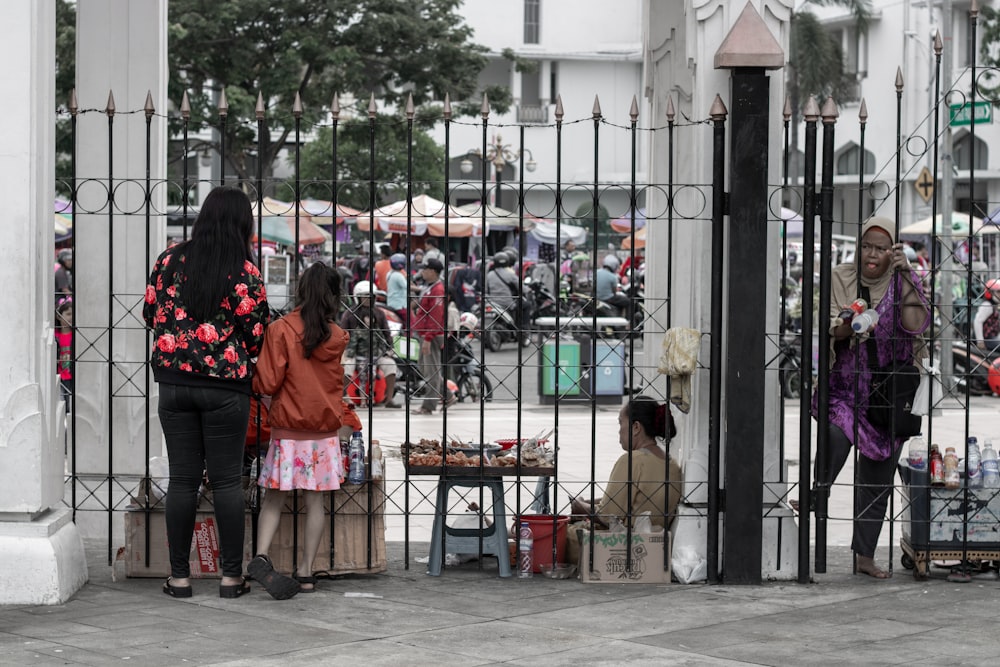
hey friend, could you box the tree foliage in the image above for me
[55,0,76,195]
[296,117,445,211]
[55,0,512,194]
[167,0,508,183]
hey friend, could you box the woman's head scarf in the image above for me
[831,216,896,311]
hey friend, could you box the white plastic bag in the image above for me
[672,545,707,584]
[633,511,653,534]
[911,358,942,417]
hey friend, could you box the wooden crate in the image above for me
[267,481,387,576]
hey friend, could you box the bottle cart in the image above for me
[898,462,1000,579]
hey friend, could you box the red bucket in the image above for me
[517,515,569,573]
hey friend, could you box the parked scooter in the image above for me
[390,314,493,403]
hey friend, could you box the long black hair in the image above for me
[295,262,342,358]
[628,395,676,441]
[168,186,254,322]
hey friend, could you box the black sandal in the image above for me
[293,573,318,592]
[219,577,251,598]
[162,577,193,598]
[247,554,300,600]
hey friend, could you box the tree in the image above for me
[787,1,872,178]
[167,0,512,185]
[55,0,76,196]
[296,118,445,211]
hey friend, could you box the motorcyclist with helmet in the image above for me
[486,251,521,315]
[386,253,409,323]
[596,253,631,314]
[55,248,73,304]
[340,280,400,408]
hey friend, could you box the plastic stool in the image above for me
[427,477,511,577]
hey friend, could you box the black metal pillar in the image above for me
[722,68,770,584]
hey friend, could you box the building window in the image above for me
[524,0,540,44]
[954,132,988,171]
[549,61,558,102]
[836,144,875,175]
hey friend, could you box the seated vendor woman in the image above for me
[571,396,682,529]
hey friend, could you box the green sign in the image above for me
[950,101,993,126]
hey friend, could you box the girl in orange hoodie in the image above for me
[248,262,349,598]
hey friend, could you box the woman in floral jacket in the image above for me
[144,186,270,599]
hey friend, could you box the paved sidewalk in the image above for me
[1,539,998,666]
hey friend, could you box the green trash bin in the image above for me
[540,339,581,397]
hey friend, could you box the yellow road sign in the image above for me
[915,166,934,204]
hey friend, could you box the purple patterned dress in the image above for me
[813,270,929,461]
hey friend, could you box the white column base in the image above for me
[670,503,800,582]
[0,508,88,604]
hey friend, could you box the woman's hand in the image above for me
[889,243,911,273]
[421,339,431,354]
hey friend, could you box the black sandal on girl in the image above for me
[162,577,193,598]
[219,577,252,598]
[293,573,317,592]
[248,554,300,600]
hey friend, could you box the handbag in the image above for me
[860,285,922,437]
[867,363,922,437]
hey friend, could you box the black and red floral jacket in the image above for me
[143,245,270,393]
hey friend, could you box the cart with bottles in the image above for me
[898,461,1000,579]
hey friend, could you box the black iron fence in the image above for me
[56,9,1000,584]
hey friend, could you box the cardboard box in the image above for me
[580,530,671,584]
[267,481,387,576]
[122,509,254,578]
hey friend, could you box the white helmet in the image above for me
[353,280,374,297]
[459,312,479,331]
[602,254,621,271]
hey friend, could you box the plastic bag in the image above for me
[672,545,707,584]
[148,456,170,502]
[911,358,942,417]
[633,511,653,534]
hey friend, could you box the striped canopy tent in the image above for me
[361,194,483,237]
[250,197,331,246]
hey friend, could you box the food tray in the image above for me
[448,444,503,457]
[405,464,554,477]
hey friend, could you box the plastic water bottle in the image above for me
[981,440,1000,488]
[967,437,983,489]
[518,521,533,578]
[851,309,880,333]
[907,435,927,471]
[944,447,961,489]
[348,431,366,484]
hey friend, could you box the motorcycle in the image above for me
[390,320,493,403]
[479,298,531,352]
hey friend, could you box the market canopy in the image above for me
[254,215,331,246]
[360,194,483,237]
[899,211,993,236]
[297,199,360,226]
[610,208,646,234]
[455,202,537,231]
[621,226,646,250]
[776,207,806,237]
[527,219,587,246]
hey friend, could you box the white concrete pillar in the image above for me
[643,0,796,580]
[73,0,168,540]
[0,0,88,604]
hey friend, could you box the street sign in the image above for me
[949,101,993,126]
[915,166,934,204]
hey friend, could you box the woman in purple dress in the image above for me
[813,216,930,578]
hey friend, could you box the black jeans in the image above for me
[158,383,250,578]
[816,423,903,558]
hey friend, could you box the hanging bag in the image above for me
[860,285,922,438]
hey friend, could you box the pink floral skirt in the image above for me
[258,436,343,491]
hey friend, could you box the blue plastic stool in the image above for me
[427,476,511,577]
